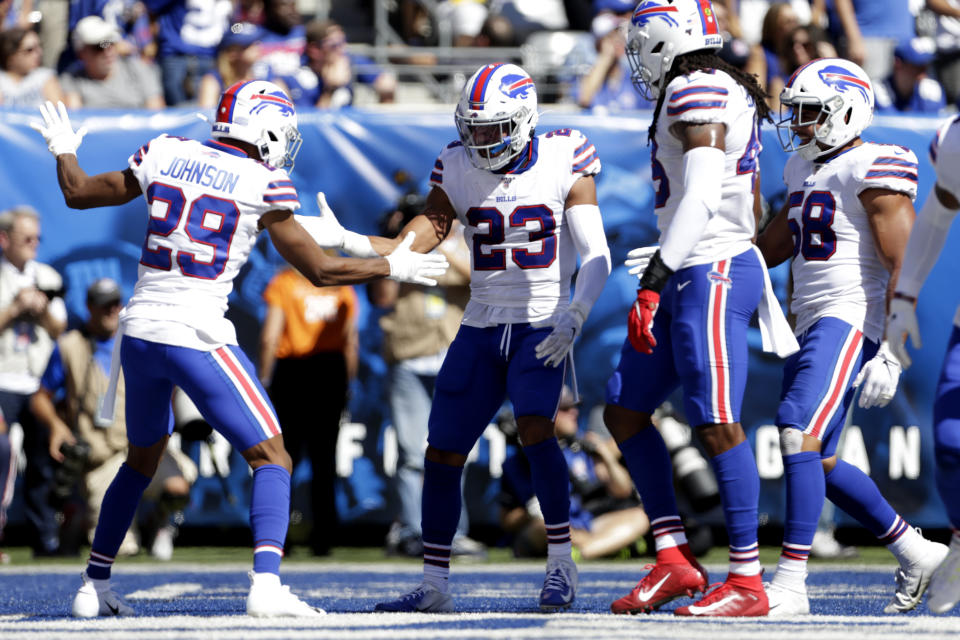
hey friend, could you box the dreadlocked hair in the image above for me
[647,51,771,144]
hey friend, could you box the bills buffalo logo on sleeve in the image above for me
[500,74,534,99]
[817,65,872,102]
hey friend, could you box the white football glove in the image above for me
[385,232,449,286]
[532,302,588,368]
[30,101,87,157]
[885,297,921,369]
[852,341,902,409]
[299,192,347,249]
[625,245,659,278]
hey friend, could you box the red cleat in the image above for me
[674,575,769,617]
[610,560,709,614]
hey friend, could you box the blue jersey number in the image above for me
[788,189,837,261]
[650,140,670,209]
[466,204,556,271]
[737,120,761,175]
[141,182,241,279]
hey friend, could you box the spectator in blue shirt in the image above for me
[272,19,395,108]
[144,0,231,105]
[875,37,947,115]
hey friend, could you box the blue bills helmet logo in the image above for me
[633,1,680,28]
[250,90,295,117]
[817,65,871,102]
[500,74,534,99]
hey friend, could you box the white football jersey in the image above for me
[429,129,601,326]
[653,69,760,268]
[785,142,919,341]
[124,134,300,348]
[927,114,960,326]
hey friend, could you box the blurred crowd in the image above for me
[2,0,960,114]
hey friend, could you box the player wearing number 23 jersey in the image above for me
[367,63,611,613]
[758,58,946,616]
[31,81,447,619]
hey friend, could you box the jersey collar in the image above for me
[203,139,249,158]
[495,137,539,175]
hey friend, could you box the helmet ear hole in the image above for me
[268,131,278,142]
[844,107,852,124]
[651,41,664,54]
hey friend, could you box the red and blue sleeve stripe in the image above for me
[572,139,598,173]
[430,158,443,184]
[132,141,151,166]
[668,85,728,101]
[666,100,727,115]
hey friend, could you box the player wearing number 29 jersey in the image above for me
[124,134,299,348]
[757,58,946,616]
[30,81,447,619]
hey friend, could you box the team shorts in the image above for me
[606,248,763,426]
[428,323,565,456]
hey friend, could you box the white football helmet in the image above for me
[212,80,302,170]
[455,63,539,171]
[777,58,875,161]
[626,0,724,100]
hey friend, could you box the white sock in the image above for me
[772,558,807,592]
[887,526,923,565]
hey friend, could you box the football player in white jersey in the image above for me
[605,0,795,617]
[29,83,448,618]
[307,62,611,612]
[757,58,948,615]
[886,115,960,614]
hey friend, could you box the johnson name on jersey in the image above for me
[653,69,761,268]
[429,128,600,326]
[784,142,919,341]
[124,134,301,348]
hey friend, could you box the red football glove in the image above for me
[628,288,660,354]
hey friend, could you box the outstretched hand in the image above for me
[885,297,921,369]
[625,245,659,278]
[385,232,449,286]
[30,101,87,157]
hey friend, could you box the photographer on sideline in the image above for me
[30,278,196,559]
[0,205,67,557]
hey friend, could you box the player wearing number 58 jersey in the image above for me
[30,81,447,619]
[757,58,946,616]
[605,0,796,618]
[301,63,611,612]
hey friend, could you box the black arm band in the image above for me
[638,250,675,294]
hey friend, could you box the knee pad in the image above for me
[779,427,804,457]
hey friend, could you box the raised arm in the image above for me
[31,101,142,208]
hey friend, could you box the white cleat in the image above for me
[72,571,135,618]
[539,556,578,612]
[765,582,810,616]
[374,582,455,613]
[245,571,326,618]
[884,537,950,613]
[928,533,960,614]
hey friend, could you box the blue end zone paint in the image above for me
[1,564,958,639]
